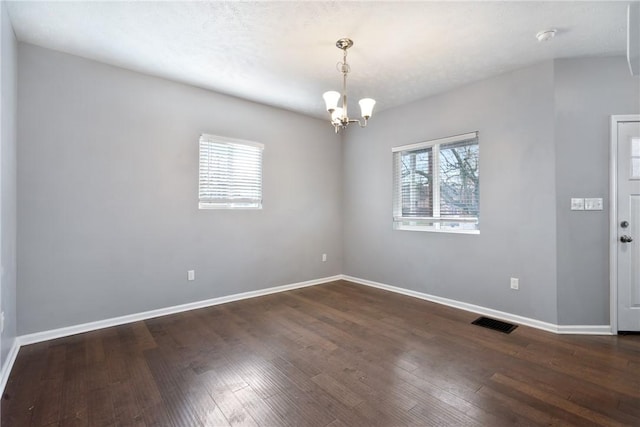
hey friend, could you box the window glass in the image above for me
[198,134,263,209]
[393,133,479,233]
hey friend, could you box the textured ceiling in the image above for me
[6,1,631,119]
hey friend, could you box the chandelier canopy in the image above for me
[322,38,376,133]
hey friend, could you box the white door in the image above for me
[617,120,640,331]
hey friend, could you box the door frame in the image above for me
[609,114,640,333]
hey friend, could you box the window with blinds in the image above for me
[392,132,479,233]
[198,134,263,209]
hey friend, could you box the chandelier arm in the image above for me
[347,118,369,128]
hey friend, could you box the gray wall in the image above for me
[17,43,342,334]
[15,42,639,335]
[1,2,18,367]
[343,62,559,324]
[554,57,640,325]
[343,56,640,326]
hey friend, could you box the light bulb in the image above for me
[323,91,340,112]
[359,98,376,119]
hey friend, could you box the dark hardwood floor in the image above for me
[2,280,640,426]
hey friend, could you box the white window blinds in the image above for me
[392,132,479,232]
[198,134,264,209]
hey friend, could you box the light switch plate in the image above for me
[584,198,603,211]
[571,198,585,210]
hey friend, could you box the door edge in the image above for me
[610,114,640,334]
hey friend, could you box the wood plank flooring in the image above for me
[2,280,640,426]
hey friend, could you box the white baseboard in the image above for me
[556,325,613,335]
[2,273,615,397]
[0,338,20,397]
[15,275,615,347]
[341,275,613,335]
[19,275,342,346]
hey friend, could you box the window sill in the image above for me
[394,225,480,234]
[199,203,262,210]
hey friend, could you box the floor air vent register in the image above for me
[472,316,518,334]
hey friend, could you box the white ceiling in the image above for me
[6,1,631,119]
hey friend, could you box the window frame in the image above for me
[198,134,264,210]
[392,132,479,234]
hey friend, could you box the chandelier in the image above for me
[322,38,376,133]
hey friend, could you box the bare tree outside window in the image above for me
[400,148,433,217]
[439,141,479,217]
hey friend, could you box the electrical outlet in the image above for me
[187,270,195,281]
[510,278,519,290]
[322,253,327,262]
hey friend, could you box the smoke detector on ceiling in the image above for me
[536,29,557,42]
